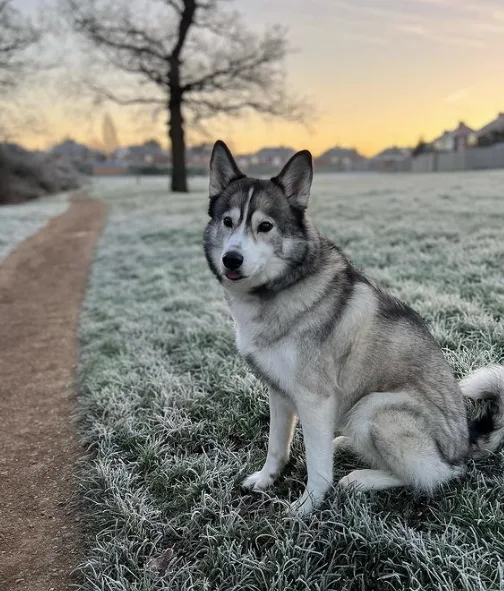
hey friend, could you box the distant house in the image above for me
[113,140,170,167]
[470,112,504,146]
[369,147,412,172]
[372,146,411,161]
[50,139,106,164]
[186,144,213,168]
[150,153,171,166]
[452,122,473,151]
[236,154,253,171]
[255,146,295,168]
[92,161,127,176]
[315,146,365,171]
[432,130,453,152]
[432,122,474,152]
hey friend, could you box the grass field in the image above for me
[0,193,68,262]
[77,172,504,590]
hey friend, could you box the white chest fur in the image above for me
[229,298,299,395]
[250,341,298,395]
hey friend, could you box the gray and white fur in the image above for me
[203,140,504,516]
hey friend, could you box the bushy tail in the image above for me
[460,365,504,458]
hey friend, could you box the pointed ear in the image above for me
[209,140,245,196]
[271,150,313,209]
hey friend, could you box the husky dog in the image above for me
[203,140,504,515]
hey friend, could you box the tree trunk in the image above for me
[168,90,188,193]
[167,0,196,194]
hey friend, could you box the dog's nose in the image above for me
[222,251,243,270]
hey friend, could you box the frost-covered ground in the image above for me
[0,193,69,262]
[78,172,504,591]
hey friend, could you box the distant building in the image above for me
[150,153,171,166]
[50,139,106,163]
[255,146,295,168]
[368,147,412,172]
[92,161,127,176]
[432,130,453,152]
[432,122,474,152]
[236,154,253,171]
[102,113,120,153]
[470,112,504,146]
[452,122,473,151]
[112,140,170,167]
[315,146,365,171]
[186,144,213,168]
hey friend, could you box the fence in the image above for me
[412,143,504,173]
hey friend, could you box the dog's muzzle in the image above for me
[222,251,243,271]
[222,250,244,280]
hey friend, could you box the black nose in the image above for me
[222,251,243,270]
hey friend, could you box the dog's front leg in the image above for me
[290,394,336,516]
[243,388,297,491]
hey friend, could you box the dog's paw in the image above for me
[338,471,365,490]
[338,469,403,491]
[288,486,329,517]
[242,470,275,491]
[289,492,315,517]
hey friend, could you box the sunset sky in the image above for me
[13,0,504,156]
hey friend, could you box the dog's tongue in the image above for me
[226,271,241,280]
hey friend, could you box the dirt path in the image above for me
[0,195,108,591]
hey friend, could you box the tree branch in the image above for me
[84,75,166,107]
[0,0,41,92]
[170,0,196,62]
[63,0,312,151]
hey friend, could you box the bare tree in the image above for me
[62,0,309,192]
[0,1,44,141]
[0,0,40,93]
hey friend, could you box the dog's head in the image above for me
[204,140,314,292]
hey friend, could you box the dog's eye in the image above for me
[223,216,233,228]
[257,221,273,233]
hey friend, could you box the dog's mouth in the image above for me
[224,270,245,281]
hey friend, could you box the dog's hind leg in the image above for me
[243,388,297,491]
[341,391,465,494]
[333,435,353,452]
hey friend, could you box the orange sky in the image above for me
[14,0,504,157]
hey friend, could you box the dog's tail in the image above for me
[460,365,504,458]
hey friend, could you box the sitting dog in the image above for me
[203,140,504,515]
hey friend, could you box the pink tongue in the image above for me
[226,271,241,279]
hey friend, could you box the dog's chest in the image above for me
[230,301,299,394]
[248,341,298,394]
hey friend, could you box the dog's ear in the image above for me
[272,150,313,209]
[209,140,244,196]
